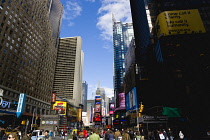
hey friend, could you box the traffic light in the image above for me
[139,104,144,113]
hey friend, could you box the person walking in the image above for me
[135,132,141,140]
[122,130,130,140]
[140,129,145,140]
[22,130,32,140]
[128,129,134,140]
[105,129,110,140]
[73,131,78,140]
[89,130,100,140]
[179,131,184,140]
[167,128,174,140]
[114,130,121,140]
[43,130,52,140]
[108,131,115,140]
[7,133,19,140]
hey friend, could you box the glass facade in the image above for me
[113,21,134,93]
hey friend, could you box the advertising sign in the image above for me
[95,104,100,112]
[156,9,206,37]
[16,93,26,118]
[53,101,67,115]
[109,103,115,114]
[126,87,138,111]
[118,93,125,107]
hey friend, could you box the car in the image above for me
[31,130,44,140]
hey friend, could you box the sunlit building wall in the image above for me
[53,37,83,107]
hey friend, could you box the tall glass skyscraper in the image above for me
[113,21,134,94]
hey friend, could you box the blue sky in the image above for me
[59,0,132,99]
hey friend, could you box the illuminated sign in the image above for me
[156,9,206,37]
[109,103,115,114]
[95,104,100,112]
[16,93,26,118]
[118,93,125,107]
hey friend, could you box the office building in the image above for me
[0,0,63,126]
[113,20,134,94]
[53,37,84,107]
[82,81,88,112]
[130,0,210,137]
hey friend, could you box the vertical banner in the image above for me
[16,93,26,118]
[51,92,56,103]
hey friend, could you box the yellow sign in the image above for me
[156,9,206,37]
[53,101,67,115]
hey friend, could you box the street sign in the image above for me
[16,93,26,118]
[138,115,168,123]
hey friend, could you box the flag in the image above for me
[162,107,181,117]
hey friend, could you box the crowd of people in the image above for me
[0,126,186,140]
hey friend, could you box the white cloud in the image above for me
[97,0,132,41]
[63,1,82,26]
[104,87,114,98]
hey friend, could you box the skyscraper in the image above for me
[0,0,63,123]
[113,20,134,94]
[53,37,84,107]
[130,0,210,137]
[82,81,88,112]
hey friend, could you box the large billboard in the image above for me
[53,101,67,115]
[156,9,206,37]
[126,87,138,111]
[118,93,125,108]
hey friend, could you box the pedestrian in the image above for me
[129,129,134,140]
[7,132,19,140]
[43,130,52,140]
[22,130,32,140]
[114,130,121,140]
[167,128,174,140]
[73,131,78,140]
[135,132,141,140]
[162,129,168,140]
[179,131,184,140]
[140,129,145,140]
[108,131,115,140]
[89,129,100,140]
[105,129,110,140]
[122,130,130,140]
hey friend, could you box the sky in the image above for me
[59,0,132,99]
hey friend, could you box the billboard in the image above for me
[126,87,138,111]
[118,93,125,107]
[53,101,67,115]
[93,112,101,122]
[109,103,115,114]
[156,9,206,37]
[95,104,100,112]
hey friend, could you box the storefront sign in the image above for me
[16,93,26,118]
[0,97,11,108]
